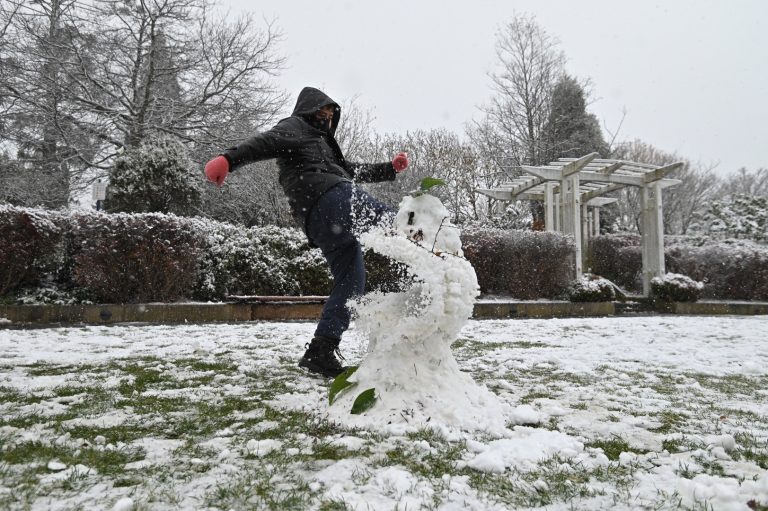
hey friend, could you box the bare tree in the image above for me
[611,139,719,234]
[200,159,294,227]
[0,0,92,207]
[481,14,565,168]
[335,95,376,161]
[356,128,482,224]
[665,161,719,234]
[718,167,768,198]
[464,117,517,224]
[0,0,287,206]
[64,0,286,161]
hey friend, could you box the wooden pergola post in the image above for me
[560,174,582,278]
[593,208,601,237]
[641,181,665,295]
[580,201,590,271]
[544,182,556,232]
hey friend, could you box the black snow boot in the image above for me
[298,335,347,378]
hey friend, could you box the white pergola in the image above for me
[478,153,683,295]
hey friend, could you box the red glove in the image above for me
[204,155,229,186]
[392,152,408,173]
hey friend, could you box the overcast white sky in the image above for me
[220,0,766,175]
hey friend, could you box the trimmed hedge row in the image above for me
[0,207,64,296]
[588,234,768,300]
[9,206,765,303]
[1,205,579,303]
[1,205,332,303]
[462,228,575,299]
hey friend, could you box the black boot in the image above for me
[298,335,347,378]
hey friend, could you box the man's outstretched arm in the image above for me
[346,152,408,183]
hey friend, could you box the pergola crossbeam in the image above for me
[643,162,684,184]
[561,152,600,176]
[507,176,544,196]
[600,162,625,175]
[586,197,618,207]
[581,183,623,202]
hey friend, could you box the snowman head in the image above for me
[394,194,462,256]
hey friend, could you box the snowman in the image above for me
[327,182,509,435]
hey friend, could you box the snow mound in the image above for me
[327,193,509,435]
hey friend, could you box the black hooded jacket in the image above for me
[222,87,396,222]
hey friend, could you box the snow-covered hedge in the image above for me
[107,138,202,216]
[589,234,768,300]
[462,228,575,298]
[569,275,616,302]
[666,240,768,300]
[185,218,331,300]
[0,205,331,303]
[0,205,66,297]
[588,234,642,291]
[650,273,703,303]
[12,204,762,303]
[71,212,201,303]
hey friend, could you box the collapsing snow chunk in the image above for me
[676,473,768,511]
[244,438,282,457]
[466,428,584,473]
[509,404,542,426]
[112,498,135,511]
[328,193,509,434]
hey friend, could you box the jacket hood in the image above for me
[291,87,341,136]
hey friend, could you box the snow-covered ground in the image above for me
[1,316,767,510]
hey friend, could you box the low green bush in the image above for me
[569,276,616,302]
[70,212,201,303]
[462,228,575,298]
[0,205,64,297]
[650,273,703,303]
[588,234,768,300]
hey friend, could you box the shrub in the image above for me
[666,241,768,301]
[588,234,768,300]
[650,273,704,303]
[107,138,201,216]
[71,212,201,303]
[0,205,63,297]
[188,218,331,300]
[364,251,412,294]
[587,234,642,292]
[461,228,575,298]
[0,206,332,303]
[569,275,616,302]
[698,194,768,242]
[258,225,332,296]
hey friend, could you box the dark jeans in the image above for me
[306,182,394,341]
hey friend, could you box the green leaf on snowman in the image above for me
[420,177,445,191]
[410,177,446,197]
[350,388,377,414]
[329,366,358,405]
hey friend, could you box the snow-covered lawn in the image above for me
[1,316,767,510]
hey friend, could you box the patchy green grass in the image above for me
[378,439,466,480]
[650,409,689,434]
[585,436,649,461]
[2,319,768,510]
[520,390,555,404]
[735,432,768,469]
[0,439,144,476]
[688,373,768,398]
